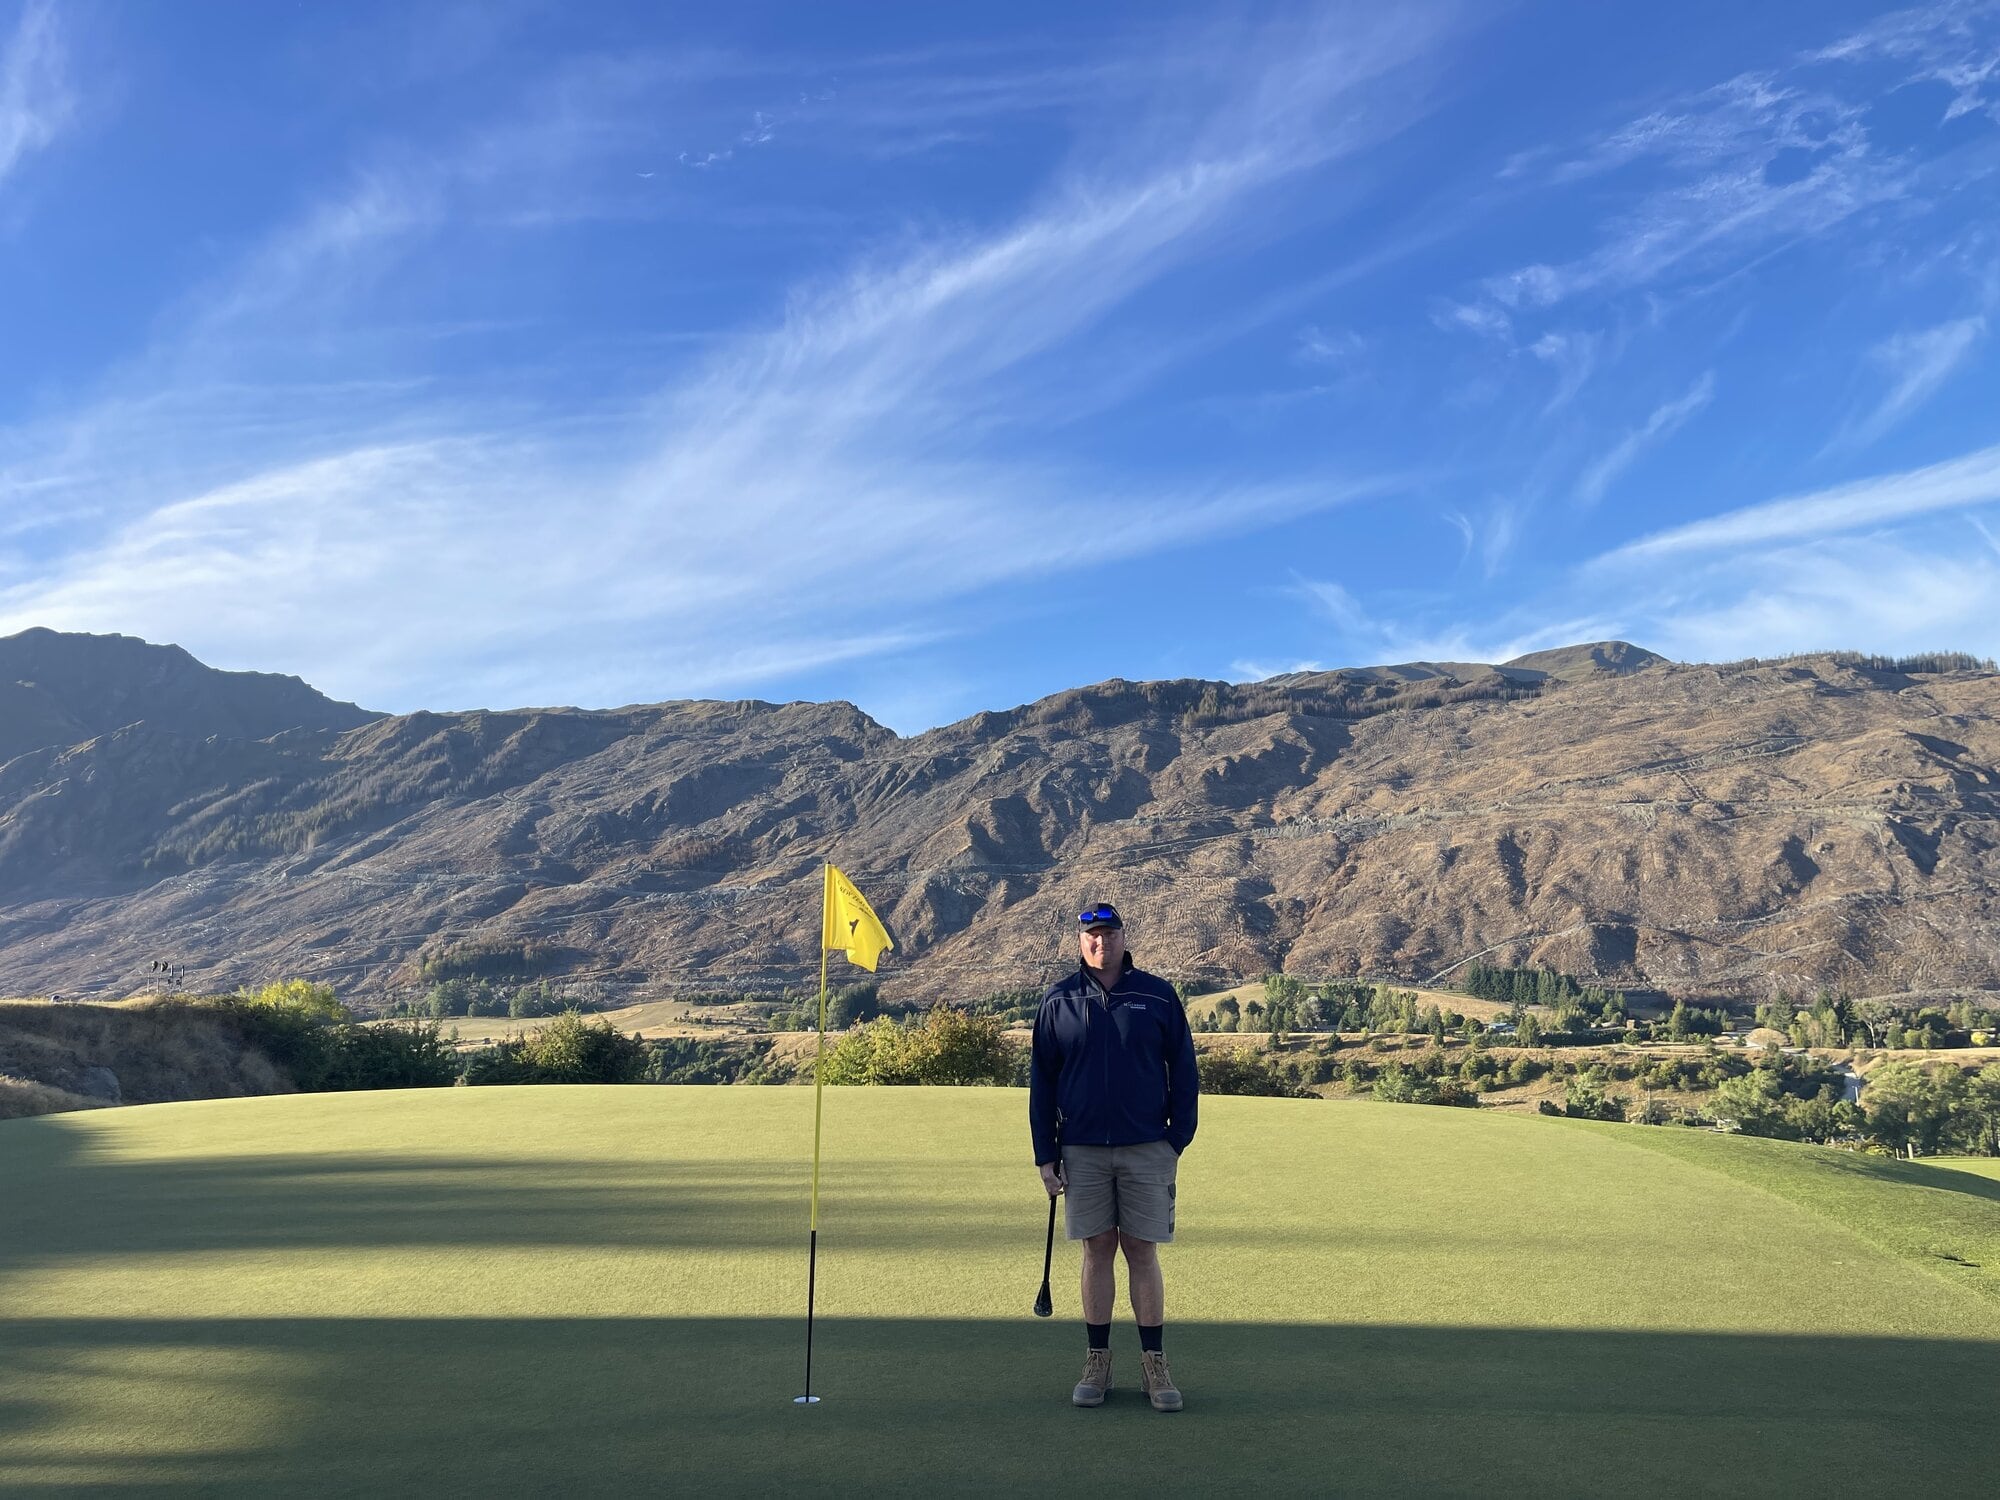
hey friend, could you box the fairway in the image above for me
[3,1090,1998,1496]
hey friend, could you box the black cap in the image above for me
[1077,903,1123,930]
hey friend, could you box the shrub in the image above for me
[522,1013,650,1084]
[1635,1097,1680,1126]
[321,1019,457,1090]
[820,1007,1021,1086]
[645,1038,792,1085]
[195,984,349,1088]
[1198,1049,1313,1099]
[195,983,459,1092]
[460,1012,650,1086]
[1372,1061,1478,1108]
[241,979,348,1024]
[1561,1078,1626,1122]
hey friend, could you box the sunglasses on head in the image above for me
[1078,907,1119,926]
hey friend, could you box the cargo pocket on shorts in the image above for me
[1132,1140,1178,1239]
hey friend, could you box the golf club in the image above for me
[1033,1191,1056,1317]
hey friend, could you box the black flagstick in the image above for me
[798,1228,820,1405]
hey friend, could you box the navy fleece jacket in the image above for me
[1028,956,1199,1166]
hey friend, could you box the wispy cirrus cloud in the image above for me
[1627,532,2000,665]
[1842,314,1987,447]
[0,10,1453,713]
[1530,330,1600,413]
[1294,324,1365,369]
[1574,372,1715,507]
[0,0,71,186]
[1467,73,1898,321]
[1440,6,2000,360]
[1815,0,2000,123]
[1594,435,2000,565]
[1276,567,1618,672]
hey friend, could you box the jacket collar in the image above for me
[1079,952,1136,995]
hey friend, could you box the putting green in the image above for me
[1929,1156,2000,1183]
[2,1088,1997,1495]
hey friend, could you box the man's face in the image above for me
[1080,923,1126,975]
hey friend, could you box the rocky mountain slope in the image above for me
[3,629,1997,1007]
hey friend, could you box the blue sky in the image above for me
[2,1,1999,732]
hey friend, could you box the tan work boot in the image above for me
[1072,1348,1112,1407]
[1140,1350,1182,1412]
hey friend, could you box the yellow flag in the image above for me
[822,863,893,972]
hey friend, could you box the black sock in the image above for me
[1139,1323,1163,1354]
[1086,1322,1111,1351]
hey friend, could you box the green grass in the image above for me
[1927,1156,2000,1183]
[3,1090,1998,1496]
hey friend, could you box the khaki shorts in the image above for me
[1061,1139,1178,1244]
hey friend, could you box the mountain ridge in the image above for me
[2,630,1997,1007]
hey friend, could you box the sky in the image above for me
[1,1,1999,733]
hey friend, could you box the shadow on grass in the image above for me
[0,1135,1536,1263]
[1,1316,1994,1496]
[0,1125,1026,1259]
[1834,1152,2000,1208]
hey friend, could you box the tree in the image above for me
[825,983,882,1030]
[1711,1070,1789,1138]
[1955,1064,2000,1156]
[1863,1062,1960,1158]
[908,1006,1019,1085]
[1263,974,1303,1008]
[1372,1062,1421,1103]
[242,978,348,1024]
[820,1008,1020,1086]
[820,1017,918,1085]
[1853,999,1894,1049]
[521,1012,650,1084]
[1562,1077,1625,1122]
[1784,1087,1862,1146]
[1667,999,1691,1042]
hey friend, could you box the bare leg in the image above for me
[1120,1232,1163,1325]
[1081,1230,1119,1323]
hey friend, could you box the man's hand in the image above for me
[1038,1161,1065,1198]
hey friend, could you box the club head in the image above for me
[1033,1287,1053,1318]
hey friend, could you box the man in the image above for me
[1029,903,1199,1412]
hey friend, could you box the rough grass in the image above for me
[0,999,291,1115]
[0,1074,111,1121]
[2,1090,1997,1495]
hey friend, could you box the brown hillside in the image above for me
[0,999,293,1119]
[2,634,1998,1008]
